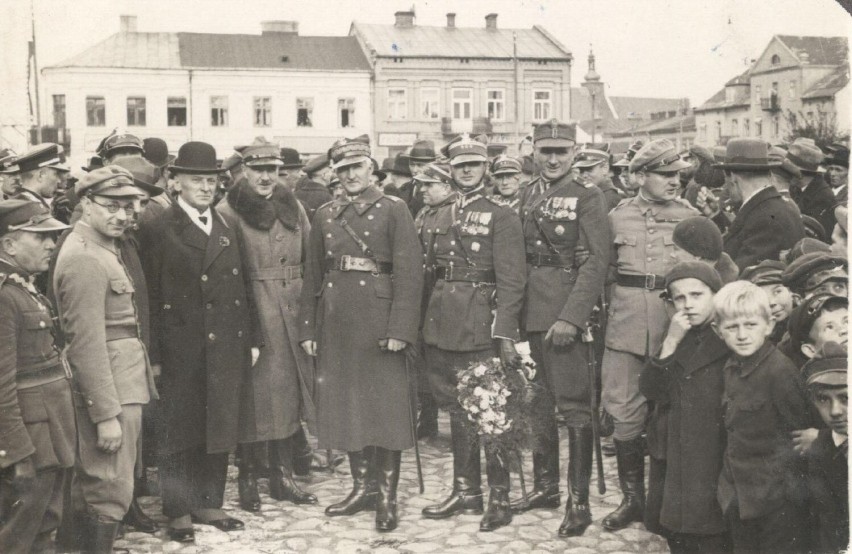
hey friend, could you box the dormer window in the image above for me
[771,54,781,65]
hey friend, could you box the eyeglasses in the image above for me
[88,196,136,216]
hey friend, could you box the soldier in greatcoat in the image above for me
[0,200,75,553]
[299,138,423,532]
[217,138,317,512]
[137,142,256,543]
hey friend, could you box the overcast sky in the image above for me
[7,0,852,106]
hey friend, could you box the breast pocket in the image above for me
[614,233,637,263]
[22,311,53,338]
[108,278,136,318]
[663,236,678,263]
[18,389,61,470]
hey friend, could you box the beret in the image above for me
[672,216,723,261]
[665,261,723,292]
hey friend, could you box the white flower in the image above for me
[482,423,494,434]
[469,405,480,414]
[500,388,511,398]
[473,364,487,377]
[474,386,485,397]
[479,400,490,411]
[496,396,507,406]
[493,427,504,435]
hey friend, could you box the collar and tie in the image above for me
[198,215,208,225]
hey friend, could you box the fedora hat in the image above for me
[170,142,225,174]
[408,140,437,162]
[714,138,780,171]
[389,154,412,178]
[786,138,826,174]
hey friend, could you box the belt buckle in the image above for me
[445,266,455,280]
[340,255,352,271]
[644,274,657,290]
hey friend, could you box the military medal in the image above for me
[568,212,577,221]
[554,225,565,235]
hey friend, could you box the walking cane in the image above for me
[404,347,425,494]
[582,326,606,495]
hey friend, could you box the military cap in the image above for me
[689,144,714,164]
[239,137,283,168]
[328,177,341,190]
[491,155,522,176]
[740,259,787,286]
[487,144,508,159]
[413,162,453,185]
[221,152,243,172]
[533,119,576,148]
[388,154,412,177]
[110,157,164,197]
[788,294,848,352]
[304,154,329,176]
[329,137,371,170]
[83,155,104,172]
[803,341,848,387]
[97,130,144,159]
[629,139,691,173]
[409,140,437,162]
[572,148,609,170]
[612,140,644,168]
[0,199,69,236]
[665,261,723,292]
[75,166,141,198]
[824,146,849,169]
[446,133,488,166]
[787,137,826,174]
[0,148,17,173]
[280,147,303,169]
[142,137,175,168]
[782,252,848,295]
[6,143,70,174]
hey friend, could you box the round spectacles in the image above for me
[88,196,136,216]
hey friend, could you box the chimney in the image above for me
[446,13,456,28]
[485,13,498,30]
[260,21,299,35]
[120,15,138,33]
[394,11,415,27]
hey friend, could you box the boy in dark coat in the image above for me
[740,260,798,344]
[640,262,730,552]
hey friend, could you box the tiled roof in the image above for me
[694,87,750,112]
[609,114,696,137]
[776,35,848,66]
[350,22,570,59]
[725,71,750,86]
[49,31,370,71]
[608,95,688,120]
[802,65,850,99]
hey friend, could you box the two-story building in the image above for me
[40,16,373,165]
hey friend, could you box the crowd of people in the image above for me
[0,120,847,553]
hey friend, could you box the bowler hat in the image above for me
[280,147,303,169]
[714,138,780,171]
[142,137,175,168]
[786,138,826,174]
[0,199,69,235]
[409,140,437,162]
[170,142,225,175]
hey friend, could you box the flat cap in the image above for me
[413,162,453,185]
[665,261,723,292]
[0,200,69,235]
[303,154,329,176]
[788,294,848,352]
[446,133,488,166]
[533,119,576,148]
[75,166,141,198]
[803,341,848,387]
[824,146,850,169]
[329,137,371,170]
[629,139,691,173]
[740,259,787,286]
[782,252,848,295]
[97,131,144,159]
[6,143,70,174]
[491,155,522,176]
[689,144,714,163]
[785,237,832,264]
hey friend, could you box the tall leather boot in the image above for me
[510,417,560,512]
[602,436,646,531]
[422,412,484,518]
[55,509,86,553]
[479,450,512,532]
[325,449,377,516]
[291,425,313,476]
[416,393,439,440]
[374,447,401,532]
[269,437,317,504]
[121,473,158,532]
[81,513,120,554]
[235,443,262,512]
[559,425,593,537]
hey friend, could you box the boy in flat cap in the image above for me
[0,200,75,553]
[784,294,848,370]
[782,252,847,300]
[802,342,848,553]
[740,259,798,344]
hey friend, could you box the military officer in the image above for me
[418,134,526,533]
[96,131,146,166]
[0,200,75,553]
[511,120,610,538]
[0,149,20,199]
[600,139,697,531]
[574,146,624,212]
[53,166,156,553]
[7,144,71,216]
[489,155,523,213]
[299,138,423,532]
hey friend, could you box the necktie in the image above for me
[198,216,208,225]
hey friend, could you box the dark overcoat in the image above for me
[806,429,849,553]
[299,185,423,451]
[138,203,254,456]
[791,174,837,235]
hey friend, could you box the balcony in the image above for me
[760,95,780,112]
[441,117,493,136]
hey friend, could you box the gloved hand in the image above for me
[545,320,580,347]
[498,338,520,367]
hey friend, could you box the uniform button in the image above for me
[359,280,366,286]
[86,400,93,407]
[237,331,243,337]
[201,275,208,282]
[0,450,6,457]
[327,219,332,223]
[327,250,333,256]
[536,240,542,246]
[647,256,653,261]
[235,300,241,306]
[426,229,432,233]
[233,268,239,275]
[449,261,455,266]
[368,215,374,220]
[435,228,441,232]
[39,321,46,328]
[208,333,216,341]
[450,240,456,245]
[449,251,455,256]
[327,233,333,238]
[206,303,212,310]
[364,231,370,236]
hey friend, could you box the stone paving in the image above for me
[117,419,669,553]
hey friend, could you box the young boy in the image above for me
[639,262,730,553]
[713,281,815,554]
[740,260,798,344]
[782,252,848,299]
[802,342,848,553]
[785,294,848,369]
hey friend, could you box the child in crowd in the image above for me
[640,262,730,553]
[713,281,815,554]
[784,294,848,369]
[782,252,848,300]
[671,216,739,283]
[740,260,798,344]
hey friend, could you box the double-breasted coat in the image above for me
[138,203,255,456]
[218,182,315,442]
[299,185,423,452]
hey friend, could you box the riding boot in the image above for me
[510,416,560,512]
[602,436,646,531]
[479,449,512,532]
[81,513,120,554]
[416,392,439,440]
[291,425,313,476]
[374,447,401,532]
[559,425,593,537]
[121,483,159,533]
[325,449,377,516]
[235,443,262,512]
[269,437,318,504]
[55,508,86,553]
[422,411,484,518]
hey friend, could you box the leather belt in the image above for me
[435,266,496,284]
[327,255,393,274]
[105,324,139,342]
[249,265,303,282]
[526,252,575,268]
[617,273,667,290]
[16,364,67,390]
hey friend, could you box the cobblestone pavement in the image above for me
[117,418,669,553]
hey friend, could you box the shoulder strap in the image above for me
[337,218,374,258]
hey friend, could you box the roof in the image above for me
[802,65,851,99]
[694,86,750,112]
[571,87,687,121]
[776,35,849,66]
[725,71,750,86]
[609,114,696,138]
[350,22,570,60]
[48,31,371,72]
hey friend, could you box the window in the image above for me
[754,84,761,103]
[715,121,722,141]
[52,94,66,128]
[420,87,440,120]
[167,97,187,126]
[772,116,780,138]
[126,96,146,126]
[743,118,750,136]
[210,96,228,127]
[254,97,271,127]
[789,80,796,99]
[755,118,762,137]
[771,54,781,65]
[533,90,552,121]
[388,88,407,120]
[699,123,707,142]
[452,88,473,120]
[296,98,313,127]
[338,98,355,128]
[486,89,505,121]
[731,119,738,137]
[86,96,105,127]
